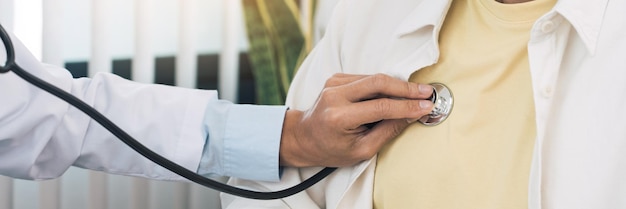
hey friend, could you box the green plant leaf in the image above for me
[242,0,285,105]
[242,0,315,105]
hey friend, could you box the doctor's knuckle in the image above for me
[407,100,422,112]
[374,99,393,116]
[353,146,376,160]
[324,79,337,88]
[406,82,418,96]
[368,74,391,89]
[325,76,341,87]
[320,87,340,100]
[323,108,344,124]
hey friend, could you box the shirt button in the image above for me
[541,21,555,33]
[542,86,554,98]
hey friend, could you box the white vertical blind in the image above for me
[219,0,241,102]
[148,181,190,209]
[107,175,131,209]
[89,172,107,209]
[0,0,14,30]
[0,177,12,209]
[132,0,155,83]
[40,2,64,208]
[174,183,190,209]
[176,0,198,88]
[38,180,60,209]
[189,178,226,209]
[0,0,14,208]
[42,0,64,66]
[89,0,112,76]
[14,180,38,209]
[13,0,42,60]
[89,0,112,207]
[61,169,89,209]
[13,1,43,208]
[131,178,150,209]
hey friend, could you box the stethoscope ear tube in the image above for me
[0,25,15,73]
[0,23,335,200]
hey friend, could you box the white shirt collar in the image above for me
[553,0,609,54]
[393,1,451,38]
[393,0,609,54]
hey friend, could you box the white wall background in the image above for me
[4,0,251,61]
[61,0,249,62]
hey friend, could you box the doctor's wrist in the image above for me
[279,109,312,167]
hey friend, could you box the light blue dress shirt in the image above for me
[197,100,287,182]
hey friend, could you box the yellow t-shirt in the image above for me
[373,0,556,208]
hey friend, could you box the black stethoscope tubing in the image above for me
[0,24,336,200]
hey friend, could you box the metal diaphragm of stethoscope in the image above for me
[0,23,453,200]
[419,83,454,126]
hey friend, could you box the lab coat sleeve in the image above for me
[1,30,209,180]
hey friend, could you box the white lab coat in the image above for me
[0,30,210,180]
[222,0,626,208]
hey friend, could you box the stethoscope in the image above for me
[0,23,453,200]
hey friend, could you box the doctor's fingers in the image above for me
[335,74,433,102]
[351,119,413,160]
[338,98,433,130]
[323,73,368,87]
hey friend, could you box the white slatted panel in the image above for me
[42,0,64,66]
[14,180,37,209]
[89,172,107,209]
[0,176,12,209]
[0,1,14,208]
[62,168,89,209]
[131,178,150,209]
[131,1,154,206]
[13,1,43,208]
[133,0,155,83]
[189,178,226,209]
[40,1,64,208]
[38,180,60,209]
[0,0,14,30]
[218,0,242,102]
[146,0,195,208]
[89,0,112,76]
[89,0,111,209]
[107,175,131,209]
[176,0,198,88]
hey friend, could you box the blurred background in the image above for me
[0,0,337,208]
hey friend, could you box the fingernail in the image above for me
[419,84,433,94]
[406,118,419,123]
[419,100,433,109]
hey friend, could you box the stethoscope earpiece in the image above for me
[418,83,454,126]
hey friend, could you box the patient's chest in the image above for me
[371,0,555,208]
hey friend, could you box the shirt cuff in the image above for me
[197,100,287,182]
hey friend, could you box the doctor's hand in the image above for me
[280,73,434,167]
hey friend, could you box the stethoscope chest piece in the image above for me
[418,83,453,126]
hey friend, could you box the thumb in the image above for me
[356,119,412,158]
